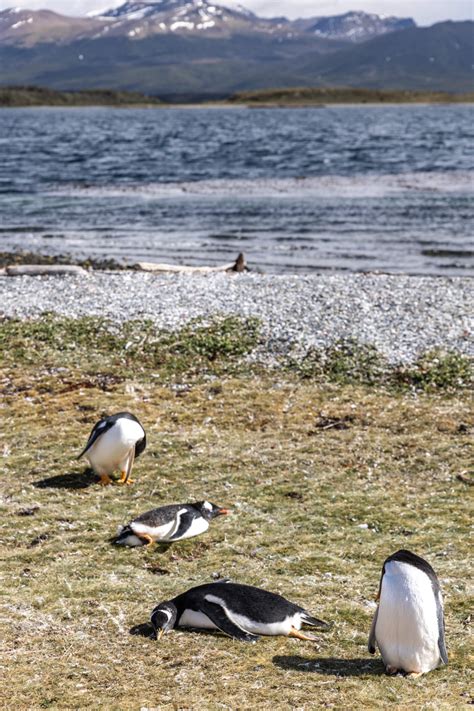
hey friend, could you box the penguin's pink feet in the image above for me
[407,671,423,678]
[99,473,113,486]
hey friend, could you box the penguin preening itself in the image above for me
[368,549,448,677]
[114,501,230,546]
[151,581,329,642]
[77,412,146,486]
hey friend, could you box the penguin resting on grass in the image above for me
[77,412,146,486]
[150,581,329,642]
[114,501,230,546]
[368,549,448,677]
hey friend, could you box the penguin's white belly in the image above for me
[375,561,440,673]
[228,611,300,636]
[87,420,143,473]
[178,609,218,630]
[172,516,209,541]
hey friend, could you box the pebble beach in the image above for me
[1,272,472,364]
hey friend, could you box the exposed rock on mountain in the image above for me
[292,11,415,43]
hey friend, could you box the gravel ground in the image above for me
[1,272,473,363]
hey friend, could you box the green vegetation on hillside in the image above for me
[0,315,472,709]
[2,84,473,108]
[0,85,161,107]
[230,87,474,105]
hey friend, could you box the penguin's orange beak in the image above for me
[218,508,231,515]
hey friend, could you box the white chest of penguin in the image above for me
[375,561,441,672]
[90,419,143,461]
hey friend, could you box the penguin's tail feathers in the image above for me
[111,525,145,547]
[301,612,330,629]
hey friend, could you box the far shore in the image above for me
[3,100,473,110]
[1,86,473,109]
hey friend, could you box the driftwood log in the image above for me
[136,252,247,274]
[5,264,88,276]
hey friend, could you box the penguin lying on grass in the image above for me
[114,501,230,546]
[369,549,448,677]
[151,581,329,642]
[78,412,146,486]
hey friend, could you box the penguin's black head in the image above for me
[150,602,177,640]
[195,501,231,521]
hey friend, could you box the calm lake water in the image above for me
[0,105,473,274]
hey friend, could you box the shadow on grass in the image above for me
[34,468,98,489]
[273,655,384,677]
[130,623,156,639]
[129,623,237,642]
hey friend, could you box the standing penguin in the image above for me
[150,581,329,642]
[368,549,448,677]
[77,412,146,486]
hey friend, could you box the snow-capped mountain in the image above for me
[1,5,470,99]
[0,2,416,45]
[98,0,273,38]
[0,6,106,46]
[293,11,415,43]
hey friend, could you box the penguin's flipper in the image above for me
[436,595,448,664]
[121,446,135,485]
[368,607,379,654]
[167,510,195,541]
[199,599,260,643]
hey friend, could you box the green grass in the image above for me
[0,86,162,107]
[230,87,474,105]
[0,316,472,709]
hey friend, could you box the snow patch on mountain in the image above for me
[294,11,416,43]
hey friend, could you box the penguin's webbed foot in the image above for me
[406,671,423,678]
[119,471,134,485]
[99,474,113,486]
[139,534,154,547]
[288,627,319,642]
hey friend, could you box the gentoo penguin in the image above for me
[113,501,230,546]
[368,549,448,677]
[77,412,146,486]
[150,581,329,642]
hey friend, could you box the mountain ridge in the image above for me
[0,2,417,46]
[0,3,471,98]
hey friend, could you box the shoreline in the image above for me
[1,270,472,365]
[2,101,474,109]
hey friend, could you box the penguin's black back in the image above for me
[132,503,197,527]
[172,582,303,623]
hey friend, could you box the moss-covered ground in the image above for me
[0,317,472,710]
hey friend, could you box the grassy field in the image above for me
[0,86,162,108]
[2,85,474,109]
[230,87,474,106]
[0,316,472,710]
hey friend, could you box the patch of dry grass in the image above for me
[0,318,472,710]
